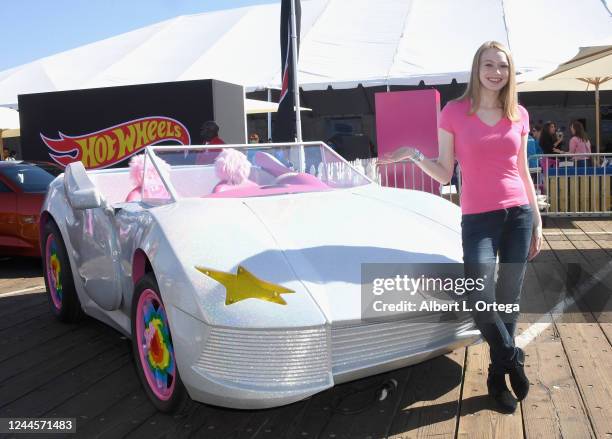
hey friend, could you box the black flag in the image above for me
[274,0,301,142]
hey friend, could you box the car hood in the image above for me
[242,185,463,324]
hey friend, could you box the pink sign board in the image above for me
[375,89,441,192]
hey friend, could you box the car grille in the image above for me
[331,313,474,374]
[195,326,330,388]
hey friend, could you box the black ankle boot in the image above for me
[509,347,529,401]
[487,365,517,413]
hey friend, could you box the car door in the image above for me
[62,162,123,311]
[16,192,46,248]
[0,177,18,251]
[1,163,57,254]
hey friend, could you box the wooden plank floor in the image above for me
[0,218,611,439]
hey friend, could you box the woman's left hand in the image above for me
[528,219,542,261]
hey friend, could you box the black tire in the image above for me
[131,273,192,413]
[41,219,83,323]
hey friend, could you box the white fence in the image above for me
[346,157,461,204]
[347,153,612,217]
[529,153,612,217]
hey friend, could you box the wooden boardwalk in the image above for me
[0,217,611,439]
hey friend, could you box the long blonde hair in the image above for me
[458,41,520,122]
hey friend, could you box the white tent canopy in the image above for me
[244,98,311,114]
[0,107,19,129]
[0,0,610,107]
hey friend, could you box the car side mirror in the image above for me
[64,162,103,210]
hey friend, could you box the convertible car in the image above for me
[40,142,479,412]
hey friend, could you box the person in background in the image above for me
[247,132,261,161]
[527,124,544,189]
[568,120,591,167]
[249,133,260,144]
[538,122,565,169]
[2,148,9,160]
[531,124,543,142]
[554,123,566,152]
[527,124,543,169]
[4,149,16,161]
[201,121,225,145]
[195,121,225,165]
[539,122,563,155]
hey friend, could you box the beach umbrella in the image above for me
[518,44,612,153]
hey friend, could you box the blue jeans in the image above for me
[461,205,533,373]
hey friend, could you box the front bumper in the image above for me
[171,307,479,410]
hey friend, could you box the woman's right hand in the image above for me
[377,146,418,165]
[528,220,542,261]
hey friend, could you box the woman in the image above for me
[379,41,542,413]
[569,121,591,167]
[539,122,564,155]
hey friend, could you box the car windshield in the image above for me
[1,164,59,193]
[35,163,64,178]
[141,142,371,200]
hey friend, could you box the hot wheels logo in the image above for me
[41,116,191,169]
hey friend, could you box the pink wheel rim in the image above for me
[45,234,62,310]
[136,288,176,401]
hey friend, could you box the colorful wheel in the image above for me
[131,273,190,412]
[42,219,83,322]
[45,234,63,311]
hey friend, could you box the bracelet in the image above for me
[409,149,425,163]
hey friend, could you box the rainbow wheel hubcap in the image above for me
[136,289,176,401]
[45,234,63,310]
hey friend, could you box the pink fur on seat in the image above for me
[126,154,171,202]
[212,148,256,193]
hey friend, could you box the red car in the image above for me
[0,161,63,257]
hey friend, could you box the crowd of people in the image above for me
[527,119,592,168]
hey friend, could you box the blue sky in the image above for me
[0,0,278,71]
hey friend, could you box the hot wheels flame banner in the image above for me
[40,116,191,169]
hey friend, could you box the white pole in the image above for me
[289,0,302,142]
[595,81,600,154]
[267,88,272,142]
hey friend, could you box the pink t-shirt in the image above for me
[569,136,591,160]
[439,99,530,215]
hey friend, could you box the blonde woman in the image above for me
[380,41,542,413]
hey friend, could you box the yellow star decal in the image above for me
[195,265,294,306]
